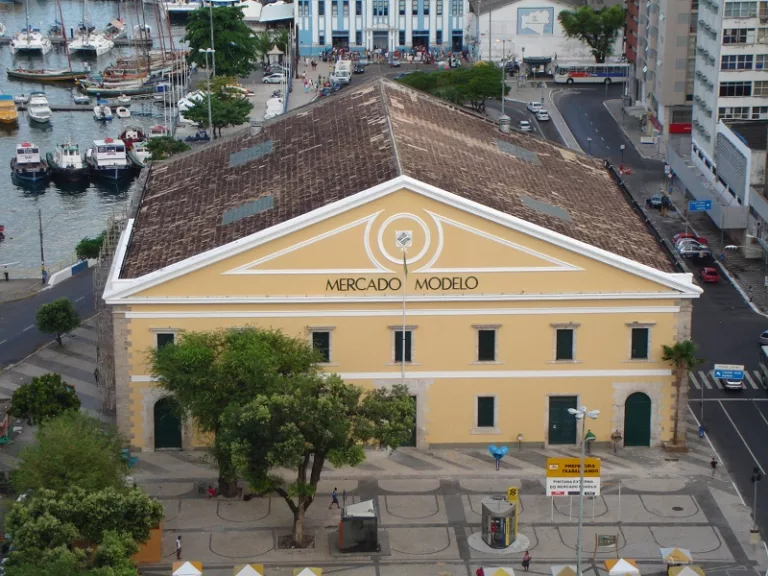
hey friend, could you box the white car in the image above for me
[262,73,286,84]
[675,239,707,250]
[536,109,550,121]
[677,243,711,257]
[518,120,532,132]
[527,101,543,113]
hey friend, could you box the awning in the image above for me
[660,547,693,565]
[294,569,323,576]
[260,1,294,22]
[267,45,284,55]
[234,565,264,576]
[605,559,640,576]
[480,569,515,576]
[173,562,203,576]
[668,567,704,576]
[523,56,552,65]
[551,566,580,576]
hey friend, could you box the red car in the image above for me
[699,267,720,283]
[673,232,709,246]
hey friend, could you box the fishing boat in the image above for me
[0,95,18,125]
[117,94,131,104]
[27,92,52,124]
[116,106,130,118]
[120,126,146,148]
[10,142,49,182]
[6,68,89,82]
[10,27,52,55]
[127,141,151,168]
[13,94,27,105]
[165,0,201,13]
[149,124,168,138]
[46,141,88,182]
[73,94,90,105]
[93,99,112,121]
[85,138,135,180]
[82,83,160,97]
[104,19,126,40]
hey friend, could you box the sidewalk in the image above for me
[0,279,41,304]
[603,99,669,162]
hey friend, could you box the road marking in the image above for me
[689,371,701,389]
[0,340,6,346]
[710,370,724,389]
[22,325,33,332]
[718,400,766,475]
[745,371,759,389]
[754,370,765,388]
[75,296,84,303]
[699,370,713,389]
[601,136,605,141]
[753,402,768,430]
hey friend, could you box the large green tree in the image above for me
[9,373,80,426]
[35,298,80,347]
[662,340,702,446]
[13,412,128,494]
[75,232,105,261]
[183,93,253,139]
[149,327,319,497]
[222,376,415,547]
[558,5,626,63]
[146,136,190,161]
[396,64,508,112]
[184,6,259,77]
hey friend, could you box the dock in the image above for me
[0,37,153,48]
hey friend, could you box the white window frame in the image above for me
[473,324,501,364]
[626,322,655,362]
[551,322,581,363]
[389,325,417,364]
[308,326,335,365]
[472,394,500,435]
[152,329,178,349]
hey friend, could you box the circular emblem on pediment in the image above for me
[376,213,431,265]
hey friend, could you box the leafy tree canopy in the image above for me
[149,327,319,496]
[13,412,128,494]
[183,93,253,139]
[145,136,190,161]
[253,29,290,65]
[396,64,508,112]
[184,7,259,77]
[35,298,80,346]
[75,232,105,261]
[557,5,626,63]
[9,373,80,426]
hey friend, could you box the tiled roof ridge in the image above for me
[379,80,404,177]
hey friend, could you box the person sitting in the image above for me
[206,485,216,499]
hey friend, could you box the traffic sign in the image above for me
[546,457,601,496]
[688,200,712,212]
[714,363,745,380]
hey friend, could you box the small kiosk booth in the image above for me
[480,495,518,549]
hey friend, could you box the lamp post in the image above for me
[568,405,600,576]
[587,137,592,155]
[38,209,65,285]
[496,38,506,117]
[752,466,762,531]
[199,48,215,138]
[208,0,216,75]
[620,144,625,165]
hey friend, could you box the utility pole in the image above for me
[752,467,762,531]
[38,208,45,284]
[208,0,216,75]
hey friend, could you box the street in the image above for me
[0,268,96,369]
[486,97,563,145]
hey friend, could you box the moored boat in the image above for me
[149,124,168,138]
[104,18,126,40]
[27,91,52,123]
[117,94,131,104]
[127,140,151,168]
[85,138,136,180]
[119,126,146,149]
[116,106,130,118]
[10,27,52,55]
[11,141,49,182]
[0,94,18,125]
[46,141,88,182]
[73,94,90,105]
[6,68,90,82]
[93,99,112,121]
[70,31,114,57]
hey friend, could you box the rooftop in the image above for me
[725,120,768,151]
[120,78,675,278]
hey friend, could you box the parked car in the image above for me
[536,109,550,121]
[354,64,365,74]
[721,378,745,390]
[358,56,369,66]
[265,65,288,75]
[677,243,712,258]
[518,120,532,132]
[646,194,672,209]
[262,73,286,84]
[389,59,401,67]
[526,101,543,113]
[699,267,720,283]
[673,232,709,246]
[675,238,706,248]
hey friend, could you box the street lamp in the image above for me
[620,144,625,165]
[496,38,506,117]
[752,467,762,532]
[568,405,600,576]
[587,137,592,155]
[199,48,215,138]
[208,0,216,75]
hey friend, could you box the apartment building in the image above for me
[634,0,698,149]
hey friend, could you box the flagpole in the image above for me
[401,249,407,381]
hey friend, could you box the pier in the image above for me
[0,36,153,48]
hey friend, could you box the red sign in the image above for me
[669,123,692,134]
[649,114,663,132]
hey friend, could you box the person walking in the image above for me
[522,550,531,571]
[710,457,718,477]
[329,487,340,509]
[3,266,8,282]
[175,536,182,560]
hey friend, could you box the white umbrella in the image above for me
[608,559,640,576]
[173,562,203,576]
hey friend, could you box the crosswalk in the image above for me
[688,369,764,390]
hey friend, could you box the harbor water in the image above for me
[0,0,187,276]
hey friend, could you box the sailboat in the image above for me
[70,0,114,56]
[10,0,52,55]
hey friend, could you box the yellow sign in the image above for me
[506,486,519,502]
[546,457,601,478]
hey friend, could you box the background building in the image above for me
[633,0,697,150]
[296,0,470,55]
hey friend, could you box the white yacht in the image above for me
[27,92,52,124]
[165,0,202,13]
[70,31,114,56]
[0,23,7,37]
[10,27,52,55]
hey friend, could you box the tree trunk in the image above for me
[292,498,306,546]
[218,476,239,498]
[672,366,683,445]
[56,333,63,347]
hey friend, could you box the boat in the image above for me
[73,94,90,105]
[134,24,151,40]
[0,23,7,37]
[10,141,49,182]
[48,20,64,41]
[165,0,202,13]
[70,31,114,56]
[13,94,27,105]
[127,140,151,168]
[117,94,131,104]
[6,68,90,82]
[27,92,52,123]
[46,141,88,182]
[10,27,52,55]
[85,138,136,180]
[0,95,18,125]
[104,18,126,40]
[116,106,130,118]
[120,126,146,149]
[149,124,168,138]
[93,100,112,121]
[82,84,160,97]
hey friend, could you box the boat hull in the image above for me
[28,114,51,123]
[87,162,135,181]
[84,85,159,97]
[7,69,89,82]
[46,152,89,182]
[10,158,49,181]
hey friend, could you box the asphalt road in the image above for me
[486,99,563,145]
[0,268,96,369]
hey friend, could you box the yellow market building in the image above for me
[104,78,701,452]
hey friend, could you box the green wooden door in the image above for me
[548,396,577,444]
[154,397,182,450]
[624,392,651,446]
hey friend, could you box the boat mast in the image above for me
[23,0,30,37]
[83,0,89,46]
[56,0,73,73]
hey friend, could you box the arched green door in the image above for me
[154,397,182,450]
[624,392,651,447]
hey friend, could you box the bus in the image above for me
[553,63,631,85]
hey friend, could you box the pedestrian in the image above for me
[304,56,309,67]
[329,487,340,509]
[94,367,100,385]
[175,536,182,560]
[522,550,531,571]
[3,266,8,282]
[710,457,718,477]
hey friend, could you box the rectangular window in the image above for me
[723,28,750,43]
[555,329,574,361]
[721,54,754,68]
[355,30,362,44]
[319,33,325,44]
[332,3,338,16]
[436,29,443,43]
[319,0,325,15]
[356,0,362,13]
[476,396,495,428]
[630,327,650,360]
[394,330,412,362]
[719,106,751,119]
[399,30,406,44]
[720,80,752,96]
[755,80,768,95]
[756,54,768,69]
[311,331,331,363]
[477,329,496,362]
[753,105,768,118]
[451,0,458,15]
[436,0,442,14]
[399,0,405,13]
[724,1,758,17]
[156,332,175,349]
[760,28,768,42]
[423,2,429,14]
[343,0,349,16]
[412,2,418,14]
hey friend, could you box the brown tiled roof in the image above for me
[120,78,674,278]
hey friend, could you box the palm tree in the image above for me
[254,31,273,67]
[662,340,702,446]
